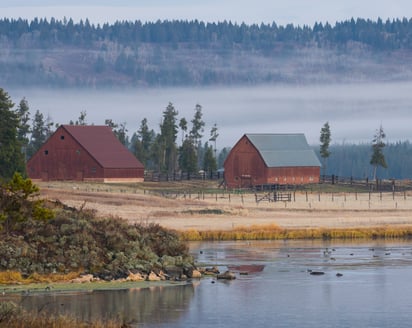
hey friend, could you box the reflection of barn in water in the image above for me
[224,134,321,188]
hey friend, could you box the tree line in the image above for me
[2,17,412,50]
[2,17,412,87]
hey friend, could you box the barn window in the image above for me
[44,150,48,155]
[91,167,96,174]
[76,149,81,155]
[60,135,65,140]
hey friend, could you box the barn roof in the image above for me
[245,133,321,168]
[62,125,144,169]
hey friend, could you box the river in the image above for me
[4,240,412,327]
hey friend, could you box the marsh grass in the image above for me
[0,302,130,328]
[179,224,412,241]
[0,270,83,285]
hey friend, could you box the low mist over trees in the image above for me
[3,86,412,180]
[3,17,412,86]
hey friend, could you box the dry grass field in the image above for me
[37,181,412,231]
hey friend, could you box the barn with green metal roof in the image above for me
[223,133,321,188]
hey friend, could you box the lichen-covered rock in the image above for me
[217,271,236,280]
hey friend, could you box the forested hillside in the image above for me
[2,17,412,87]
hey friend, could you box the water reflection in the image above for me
[3,240,412,327]
[14,283,196,326]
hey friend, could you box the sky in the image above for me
[2,0,412,26]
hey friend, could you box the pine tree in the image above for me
[131,118,154,168]
[203,142,217,176]
[209,123,219,159]
[160,103,179,174]
[370,124,387,180]
[27,110,48,159]
[190,104,205,168]
[178,137,197,176]
[16,98,31,161]
[0,89,26,179]
[319,122,331,178]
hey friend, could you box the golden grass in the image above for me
[0,271,81,285]
[179,224,412,241]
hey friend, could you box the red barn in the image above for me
[27,125,144,183]
[224,134,321,188]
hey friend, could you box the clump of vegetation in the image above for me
[0,301,129,328]
[0,175,193,281]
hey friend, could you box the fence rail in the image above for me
[144,171,412,192]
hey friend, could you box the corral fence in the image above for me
[144,171,223,182]
[320,175,412,192]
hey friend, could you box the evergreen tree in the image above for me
[27,110,48,159]
[190,104,205,144]
[0,89,26,179]
[159,103,179,174]
[179,117,188,144]
[105,119,128,146]
[178,137,197,176]
[209,123,219,159]
[131,118,154,168]
[76,110,87,125]
[203,142,217,175]
[190,104,205,167]
[370,124,387,180]
[16,98,31,161]
[319,122,331,177]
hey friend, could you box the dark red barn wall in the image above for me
[27,127,103,181]
[224,135,267,188]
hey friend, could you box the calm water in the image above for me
[4,240,412,327]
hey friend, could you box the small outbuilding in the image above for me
[27,125,144,183]
[224,133,321,188]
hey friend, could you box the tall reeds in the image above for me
[179,225,412,241]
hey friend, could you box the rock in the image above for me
[158,270,168,281]
[126,272,145,281]
[165,266,183,280]
[310,271,325,276]
[147,271,161,281]
[202,266,220,275]
[190,269,202,279]
[217,271,236,280]
[70,274,94,283]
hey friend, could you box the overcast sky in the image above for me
[2,0,412,26]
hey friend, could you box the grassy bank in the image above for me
[179,224,412,241]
